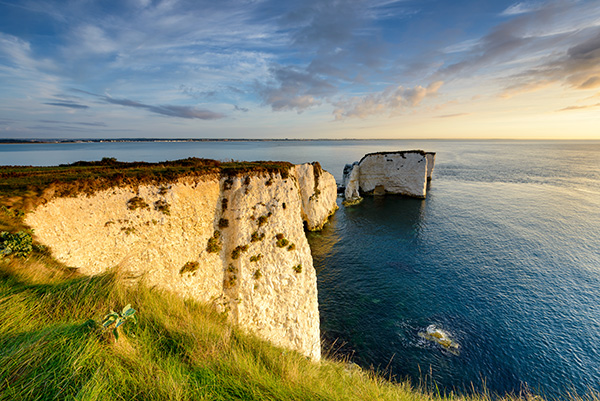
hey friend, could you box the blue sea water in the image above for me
[2,140,599,398]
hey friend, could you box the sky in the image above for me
[0,0,599,140]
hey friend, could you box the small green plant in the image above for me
[1,206,25,219]
[218,218,229,228]
[293,264,302,273]
[154,200,170,215]
[0,231,33,258]
[251,231,265,242]
[206,230,222,253]
[101,304,137,341]
[231,244,249,260]
[276,238,289,248]
[127,196,149,210]
[180,261,199,275]
[121,226,136,235]
[257,215,268,227]
[287,243,296,251]
[249,254,262,263]
[253,269,262,280]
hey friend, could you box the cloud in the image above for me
[558,102,600,112]
[333,81,443,119]
[436,113,471,118]
[500,2,542,16]
[43,101,89,109]
[39,119,107,127]
[70,88,226,120]
[500,27,600,96]
[257,64,336,112]
[102,95,226,120]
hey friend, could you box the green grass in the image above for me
[4,248,590,401]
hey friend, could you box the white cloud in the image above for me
[333,81,443,119]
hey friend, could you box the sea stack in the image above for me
[342,150,435,203]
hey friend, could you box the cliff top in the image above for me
[0,157,293,211]
[358,150,434,163]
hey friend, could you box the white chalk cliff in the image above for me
[25,162,338,361]
[343,151,435,200]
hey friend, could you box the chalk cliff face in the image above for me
[343,151,435,200]
[25,164,338,361]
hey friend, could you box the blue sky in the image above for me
[0,0,599,139]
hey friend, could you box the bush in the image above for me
[293,264,302,273]
[127,196,149,210]
[180,261,199,275]
[218,218,229,229]
[251,231,265,242]
[206,231,222,253]
[153,200,170,215]
[231,244,249,260]
[276,238,289,248]
[0,231,33,258]
[249,254,262,263]
[287,243,296,251]
[257,215,269,227]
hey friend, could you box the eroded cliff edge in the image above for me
[24,161,337,361]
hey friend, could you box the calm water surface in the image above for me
[2,140,599,398]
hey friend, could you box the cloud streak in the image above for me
[333,81,443,119]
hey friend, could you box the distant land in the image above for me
[0,138,367,144]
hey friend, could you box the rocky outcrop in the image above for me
[295,162,339,230]
[25,163,338,361]
[343,151,435,201]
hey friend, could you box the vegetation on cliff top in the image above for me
[0,157,293,211]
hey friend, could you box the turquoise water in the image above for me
[2,140,599,398]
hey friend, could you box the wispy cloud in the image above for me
[333,81,443,119]
[558,102,600,111]
[43,101,89,109]
[500,2,542,16]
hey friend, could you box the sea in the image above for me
[2,139,599,398]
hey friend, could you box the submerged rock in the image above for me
[418,324,459,355]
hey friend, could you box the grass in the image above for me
[0,157,293,212]
[3,245,588,401]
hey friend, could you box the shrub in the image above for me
[221,198,228,211]
[251,231,265,242]
[253,269,262,280]
[218,218,229,229]
[0,231,33,258]
[293,264,302,273]
[249,254,262,263]
[257,215,268,227]
[275,233,284,240]
[276,238,289,248]
[127,196,149,210]
[287,243,296,251]
[180,261,199,275]
[206,231,222,253]
[154,200,170,215]
[231,244,249,260]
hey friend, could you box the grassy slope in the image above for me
[0,160,593,401]
[0,228,429,401]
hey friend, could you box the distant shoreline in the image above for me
[1,138,595,144]
[0,138,365,144]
